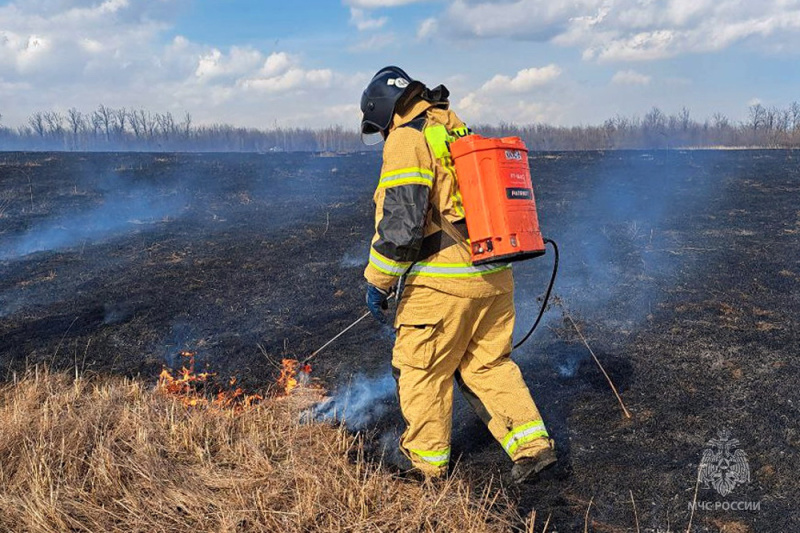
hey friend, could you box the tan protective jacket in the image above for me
[363,97,514,299]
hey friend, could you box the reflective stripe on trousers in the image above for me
[502,421,549,457]
[409,447,451,467]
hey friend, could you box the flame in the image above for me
[277,358,312,395]
[157,351,263,411]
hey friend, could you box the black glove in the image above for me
[366,284,392,324]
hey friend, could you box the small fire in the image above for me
[157,351,263,411]
[277,358,312,395]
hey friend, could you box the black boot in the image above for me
[510,447,557,484]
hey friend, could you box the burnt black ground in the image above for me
[1,150,798,532]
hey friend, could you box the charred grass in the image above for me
[2,150,799,531]
[0,368,523,533]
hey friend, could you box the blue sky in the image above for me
[1,0,799,129]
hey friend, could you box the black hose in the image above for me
[513,238,559,350]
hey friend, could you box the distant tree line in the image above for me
[477,103,800,150]
[0,106,364,152]
[1,102,799,152]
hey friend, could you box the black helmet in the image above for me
[360,66,424,145]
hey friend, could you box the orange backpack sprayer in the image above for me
[448,134,559,350]
[449,135,546,265]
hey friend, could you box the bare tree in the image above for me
[130,108,156,140]
[791,102,800,131]
[67,108,83,136]
[90,111,103,139]
[156,112,175,140]
[113,107,127,138]
[129,109,142,139]
[181,111,192,139]
[776,109,791,133]
[765,106,780,132]
[43,111,65,136]
[94,104,113,141]
[748,103,766,133]
[712,112,729,130]
[678,107,691,131]
[28,112,46,137]
[144,111,157,140]
[643,107,666,131]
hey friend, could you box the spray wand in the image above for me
[303,293,396,365]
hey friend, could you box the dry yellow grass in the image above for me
[0,369,519,532]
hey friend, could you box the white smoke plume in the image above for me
[311,373,396,431]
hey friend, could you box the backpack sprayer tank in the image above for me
[449,135,545,265]
[449,133,558,351]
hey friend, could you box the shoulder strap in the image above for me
[430,204,471,253]
[401,112,472,255]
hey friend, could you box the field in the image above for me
[1,150,798,532]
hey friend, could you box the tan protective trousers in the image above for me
[392,285,551,476]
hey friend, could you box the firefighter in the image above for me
[360,66,556,483]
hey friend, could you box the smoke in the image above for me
[162,321,203,370]
[519,152,720,325]
[0,184,187,261]
[339,242,370,269]
[310,373,396,431]
[339,252,366,269]
[556,353,582,378]
[503,150,731,394]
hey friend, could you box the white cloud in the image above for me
[611,69,652,86]
[444,0,595,40]
[458,92,565,125]
[457,65,564,124]
[0,0,171,79]
[195,47,263,80]
[192,48,326,95]
[238,52,334,93]
[457,92,485,118]
[349,8,387,31]
[481,65,562,93]
[15,35,52,70]
[79,37,104,54]
[261,51,293,77]
[435,0,800,62]
[417,17,438,39]
[240,68,333,93]
[583,30,679,62]
[0,1,351,128]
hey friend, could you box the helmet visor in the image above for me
[361,131,385,146]
[360,119,385,145]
